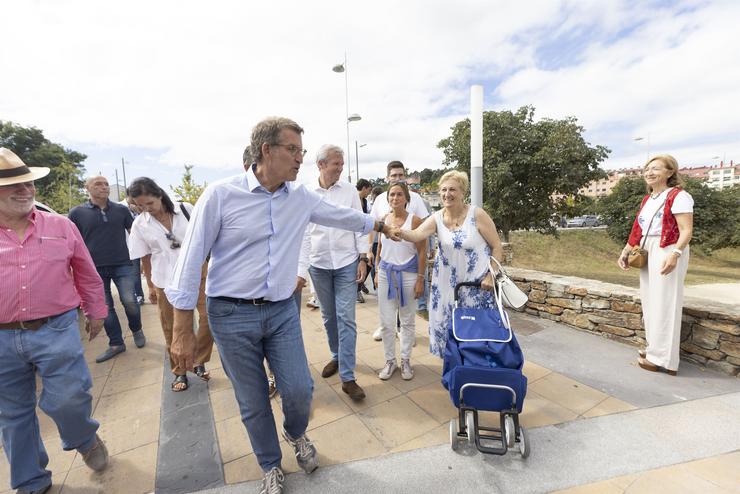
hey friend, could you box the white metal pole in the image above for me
[470,85,483,208]
[344,53,351,182]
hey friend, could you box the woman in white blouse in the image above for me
[617,155,694,375]
[128,177,214,392]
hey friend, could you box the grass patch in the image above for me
[509,230,740,288]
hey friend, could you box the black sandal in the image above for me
[194,365,210,381]
[171,374,189,392]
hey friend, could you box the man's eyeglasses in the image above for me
[273,143,307,157]
[165,232,181,249]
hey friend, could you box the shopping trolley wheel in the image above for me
[519,425,530,458]
[504,415,516,448]
[449,419,459,451]
[465,411,476,445]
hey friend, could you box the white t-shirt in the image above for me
[129,203,193,288]
[370,189,429,221]
[638,188,693,237]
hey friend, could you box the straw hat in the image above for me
[0,147,51,186]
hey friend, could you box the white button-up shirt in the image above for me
[303,179,366,270]
[165,165,374,309]
[128,203,192,289]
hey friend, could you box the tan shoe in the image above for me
[341,380,366,401]
[80,434,109,471]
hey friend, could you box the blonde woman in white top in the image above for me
[375,182,426,380]
[128,177,214,392]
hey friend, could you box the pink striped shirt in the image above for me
[0,209,107,323]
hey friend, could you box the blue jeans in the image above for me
[132,257,145,300]
[207,297,313,471]
[0,309,99,492]
[309,260,358,382]
[97,263,142,346]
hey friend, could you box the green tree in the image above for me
[171,164,207,205]
[0,121,87,213]
[599,176,740,252]
[438,106,609,240]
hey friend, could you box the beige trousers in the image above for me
[639,237,689,371]
[156,263,213,375]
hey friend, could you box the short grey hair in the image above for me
[242,145,253,165]
[316,144,344,164]
[250,117,304,163]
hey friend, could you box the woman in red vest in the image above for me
[617,155,694,375]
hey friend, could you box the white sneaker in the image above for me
[260,466,284,494]
[306,298,319,309]
[378,360,397,380]
[400,359,414,380]
[373,327,383,341]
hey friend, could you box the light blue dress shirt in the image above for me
[165,165,374,309]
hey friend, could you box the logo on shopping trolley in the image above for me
[460,315,476,321]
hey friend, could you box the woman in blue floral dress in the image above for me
[396,171,504,357]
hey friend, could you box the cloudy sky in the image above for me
[2,0,737,192]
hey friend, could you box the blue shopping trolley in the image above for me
[442,281,530,457]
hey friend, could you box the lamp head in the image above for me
[332,64,345,73]
[348,113,362,122]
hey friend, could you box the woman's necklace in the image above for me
[153,212,173,232]
[445,206,467,228]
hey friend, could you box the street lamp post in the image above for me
[355,141,366,181]
[333,54,362,182]
[634,135,651,162]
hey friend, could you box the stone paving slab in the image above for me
[192,392,740,494]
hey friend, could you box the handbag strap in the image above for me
[639,194,668,249]
[487,259,511,330]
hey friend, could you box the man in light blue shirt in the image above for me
[165,117,394,494]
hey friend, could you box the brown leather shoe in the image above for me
[341,380,366,401]
[321,360,339,378]
[638,357,677,376]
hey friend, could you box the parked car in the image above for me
[566,215,600,228]
[566,216,587,228]
[34,201,58,214]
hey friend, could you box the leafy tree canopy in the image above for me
[171,164,207,205]
[437,106,609,240]
[598,177,740,253]
[0,120,88,213]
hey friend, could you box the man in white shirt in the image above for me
[368,161,430,340]
[302,145,367,401]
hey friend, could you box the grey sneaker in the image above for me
[132,330,146,348]
[16,484,51,494]
[80,434,108,471]
[373,326,383,341]
[400,359,414,380]
[259,466,284,494]
[378,360,397,380]
[95,345,125,363]
[356,291,365,303]
[282,429,318,474]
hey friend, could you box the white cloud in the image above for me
[1,0,737,191]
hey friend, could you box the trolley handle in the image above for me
[454,281,482,302]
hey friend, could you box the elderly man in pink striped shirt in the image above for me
[0,148,111,494]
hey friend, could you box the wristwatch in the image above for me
[376,220,385,233]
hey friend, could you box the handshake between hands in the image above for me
[385,225,403,242]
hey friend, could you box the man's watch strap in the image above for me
[376,220,385,233]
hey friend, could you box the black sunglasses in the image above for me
[165,232,181,249]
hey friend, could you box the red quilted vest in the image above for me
[627,188,681,248]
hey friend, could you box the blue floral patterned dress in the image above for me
[428,206,494,357]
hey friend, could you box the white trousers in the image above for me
[377,270,417,361]
[639,237,689,371]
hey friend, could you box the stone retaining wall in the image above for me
[506,268,740,377]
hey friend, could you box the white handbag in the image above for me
[489,257,529,309]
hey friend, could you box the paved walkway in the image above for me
[1,287,738,493]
